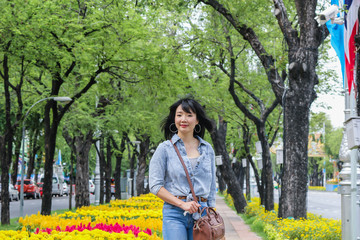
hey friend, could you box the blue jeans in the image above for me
[162,200,208,240]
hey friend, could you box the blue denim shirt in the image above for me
[149,134,216,208]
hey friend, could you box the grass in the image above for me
[241,214,268,240]
[0,217,20,231]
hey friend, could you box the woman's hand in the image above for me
[179,201,201,214]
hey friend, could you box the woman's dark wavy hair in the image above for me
[161,97,213,140]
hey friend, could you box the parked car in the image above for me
[0,183,19,201]
[63,183,69,196]
[37,182,43,197]
[40,174,63,197]
[15,179,41,199]
[9,183,19,201]
[89,180,95,194]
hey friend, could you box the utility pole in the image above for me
[338,6,360,240]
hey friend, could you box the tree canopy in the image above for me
[0,0,344,222]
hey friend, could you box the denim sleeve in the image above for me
[207,146,216,208]
[149,142,167,195]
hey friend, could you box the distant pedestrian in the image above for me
[149,97,216,240]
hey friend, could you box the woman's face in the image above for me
[175,105,199,136]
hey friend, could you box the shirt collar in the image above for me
[170,134,206,146]
[170,134,181,144]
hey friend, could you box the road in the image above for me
[2,190,341,220]
[306,190,341,220]
[273,189,341,220]
[3,194,96,218]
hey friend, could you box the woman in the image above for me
[149,97,216,240]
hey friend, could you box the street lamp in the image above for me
[20,96,72,217]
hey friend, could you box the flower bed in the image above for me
[1,193,163,239]
[308,186,326,191]
[226,193,341,240]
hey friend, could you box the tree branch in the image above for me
[234,79,265,112]
[200,0,285,101]
[272,0,299,49]
[263,98,280,121]
[228,57,260,124]
[58,66,106,120]
[64,61,76,78]
[268,109,282,147]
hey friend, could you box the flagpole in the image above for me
[350,6,360,239]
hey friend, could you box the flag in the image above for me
[56,150,62,165]
[326,0,345,86]
[344,0,360,93]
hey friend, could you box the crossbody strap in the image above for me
[170,140,198,202]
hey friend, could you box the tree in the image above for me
[65,128,93,207]
[104,136,113,203]
[135,134,151,196]
[308,112,342,184]
[193,0,330,219]
[0,9,31,222]
[25,113,43,180]
[157,0,283,210]
[111,133,127,199]
[325,127,343,159]
[13,0,161,215]
[210,116,248,213]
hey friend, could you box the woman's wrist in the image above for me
[177,200,185,209]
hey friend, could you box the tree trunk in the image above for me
[1,52,14,224]
[74,130,93,208]
[309,159,320,186]
[129,149,137,197]
[112,134,126,199]
[319,171,324,186]
[245,159,250,201]
[0,134,11,225]
[105,137,112,203]
[11,134,21,185]
[34,151,43,184]
[232,161,245,189]
[279,93,312,219]
[216,168,226,194]
[26,128,40,179]
[136,135,150,196]
[257,124,274,211]
[210,116,247,213]
[62,127,76,210]
[241,124,263,202]
[99,137,105,204]
[41,101,59,215]
[69,152,75,210]
[241,124,252,201]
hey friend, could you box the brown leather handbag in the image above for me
[170,140,225,240]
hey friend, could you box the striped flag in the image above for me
[326,0,345,86]
[344,0,360,93]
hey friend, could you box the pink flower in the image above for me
[35,223,152,237]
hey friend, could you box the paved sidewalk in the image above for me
[215,195,262,240]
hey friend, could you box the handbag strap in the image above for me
[170,140,198,202]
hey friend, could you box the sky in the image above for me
[311,93,345,128]
[310,48,345,129]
